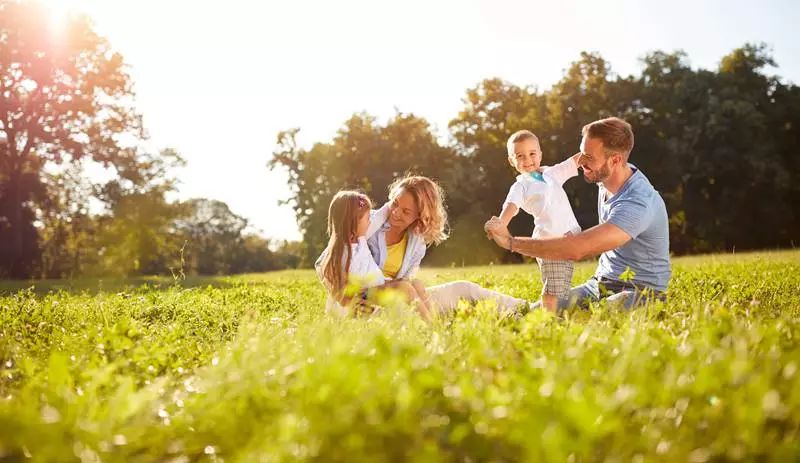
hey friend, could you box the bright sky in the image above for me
[42,0,800,241]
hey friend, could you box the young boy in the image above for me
[498,130,581,312]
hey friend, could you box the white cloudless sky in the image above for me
[40,0,800,241]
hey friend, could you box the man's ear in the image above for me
[507,156,515,168]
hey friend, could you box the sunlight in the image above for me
[37,0,85,33]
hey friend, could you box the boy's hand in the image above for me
[485,216,506,232]
[484,216,504,238]
[485,217,512,249]
[484,216,496,238]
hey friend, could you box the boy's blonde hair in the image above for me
[506,130,539,156]
[321,190,372,297]
[388,176,449,246]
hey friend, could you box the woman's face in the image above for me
[389,190,419,233]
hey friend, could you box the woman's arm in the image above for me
[400,238,427,280]
[381,280,431,321]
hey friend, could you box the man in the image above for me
[485,117,671,309]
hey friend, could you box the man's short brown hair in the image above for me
[581,117,634,158]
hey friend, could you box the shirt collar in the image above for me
[516,171,545,183]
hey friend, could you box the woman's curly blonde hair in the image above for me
[388,175,449,246]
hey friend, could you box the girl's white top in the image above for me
[314,203,391,315]
[503,156,582,239]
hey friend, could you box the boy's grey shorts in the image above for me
[536,258,574,297]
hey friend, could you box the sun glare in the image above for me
[38,0,85,32]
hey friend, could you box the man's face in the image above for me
[578,136,617,184]
[508,138,542,174]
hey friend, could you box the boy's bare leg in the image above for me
[541,294,558,313]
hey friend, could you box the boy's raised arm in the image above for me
[546,152,582,186]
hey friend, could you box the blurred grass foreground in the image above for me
[1,250,799,461]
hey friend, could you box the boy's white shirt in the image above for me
[315,203,391,315]
[503,157,582,239]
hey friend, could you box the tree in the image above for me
[36,163,98,278]
[270,112,457,265]
[445,78,550,263]
[277,45,800,266]
[634,44,800,252]
[0,0,143,277]
[175,198,248,275]
[94,149,186,276]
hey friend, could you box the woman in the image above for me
[368,175,528,315]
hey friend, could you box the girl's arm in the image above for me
[366,202,392,238]
[314,249,327,283]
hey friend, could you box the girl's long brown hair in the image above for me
[321,191,372,298]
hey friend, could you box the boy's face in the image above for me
[508,138,542,174]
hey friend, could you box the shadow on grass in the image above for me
[0,268,319,297]
[0,274,237,296]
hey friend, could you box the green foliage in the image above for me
[272,45,800,266]
[270,112,458,266]
[0,0,144,278]
[1,251,798,461]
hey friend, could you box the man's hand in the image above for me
[484,216,512,250]
[484,216,501,235]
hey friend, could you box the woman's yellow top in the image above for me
[382,232,408,279]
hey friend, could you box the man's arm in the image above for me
[486,218,631,261]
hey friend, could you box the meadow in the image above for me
[1,250,799,462]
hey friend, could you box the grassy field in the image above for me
[1,250,799,462]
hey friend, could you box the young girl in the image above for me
[315,190,431,319]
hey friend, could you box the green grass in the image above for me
[1,250,799,462]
